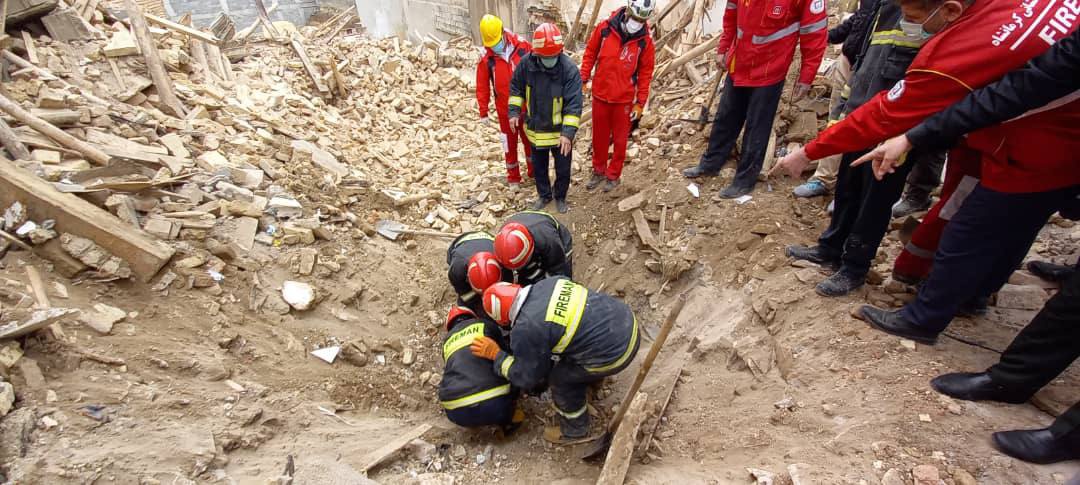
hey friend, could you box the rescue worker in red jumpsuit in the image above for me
[682,0,827,198]
[580,0,657,193]
[476,14,534,190]
[773,0,1080,344]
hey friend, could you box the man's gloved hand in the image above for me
[793,83,812,101]
[583,81,592,94]
[470,336,501,360]
[717,52,729,72]
[630,104,644,122]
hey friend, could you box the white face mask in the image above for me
[625,18,644,34]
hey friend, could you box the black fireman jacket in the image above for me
[439,315,511,411]
[829,0,878,65]
[507,53,583,148]
[491,277,638,392]
[506,211,573,286]
[446,231,512,314]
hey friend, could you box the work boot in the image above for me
[532,197,552,210]
[815,270,865,297]
[993,427,1080,464]
[785,245,841,269]
[892,195,932,218]
[793,179,829,198]
[930,372,1029,404]
[602,179,620,192]
[957,295,990,317]
[892,271,924,286]
[682,165,719,179]
[555,199,569,214]
[1027,260,1076,283]
[501,404,527,437]
[716,185,752,199]
[586,173,605,190]
[508,182,521,193]
[859,305,939,344]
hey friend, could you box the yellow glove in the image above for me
[630,104,644,122]
[470,336,501,361]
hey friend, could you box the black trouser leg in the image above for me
[902,150,946,201]
[988,270,1080,398]
[531,145,553,201]
[818,150,867,257]
[553,145,571,201]
[732,80,785,189]
[839,150,917,275]
[699,77,751,173]
[445,393,517,427]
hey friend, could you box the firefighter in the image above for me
[493,211,573,286]
[446,232,512,315]
[508,23,584,214]
[472,279,640,443]
[579,0,657,193]
[439,306,523,431]
[773,0,1079,343]
[477,15,534,191]
[681,0,827,199]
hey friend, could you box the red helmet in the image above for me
[483,282,522,326]
[467,252,503,292]
[445,306,476,331]
[494,222,534,270]
[531,23,564,57]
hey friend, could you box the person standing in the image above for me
[682,0,827,198]
[476,15,534,191]
[508,23,583,214]
[579,0,657,193]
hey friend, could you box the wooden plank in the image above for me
[329,53,347,98]
[358,423,432,473]
[655,35,719,79]
[0,117,30,160]
[289,33,329,94]
[636,349,690,458]
[0,308,78,340]
[596,392,649,485]
[0,92,110,165]
[123,0,186,118]
[252,0,280,37]
[80,0,100,20]
[105,55,127,91]
[566,0,589,48]
[185,16,215,86]
[144,12,220,44]
[632,209,661,253]
[219,52,234,81]
[25,265,65,339]
[204,39,226,80]
[20,30,38,64]
[85,128,168,154]
[0,159,174,281]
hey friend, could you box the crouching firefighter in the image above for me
[494,211,573,286]
[446,231,512,315]
[439,306,523,432]
[472,278,640,443]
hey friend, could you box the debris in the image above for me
[734,195,754,205]
[632,210,661,252]
[899,339,917,351]
[78,303,127,335]
[311,346,340,364]
[281,281,315,311]
[686,183,699,198]
[952,469,977,485]
[919,413,932,423]
[0,308,79,340]
[358,423,433,473]
[748,468,778,485]
[787,463,812,485]
[880,469,905,485]
[617,192,646,212]
[912,465,940,485]
[0,382,13,417]
[402,347,415,366]
[104,24,139,57]
[595,391,649,485]
[0,342,24,369]
[995,284,1048,310]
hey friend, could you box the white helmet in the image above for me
[627,0,656,20]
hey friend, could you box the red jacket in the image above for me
[580,8,657,105]
[805,0,1080,193]
[476,30,531,119]
[718,0,828,87]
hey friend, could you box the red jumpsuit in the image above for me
[476,30,533,183]
[803,0,1080,280]
[580,8,656,182]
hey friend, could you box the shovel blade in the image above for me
[375,220,405,240]
[580,432,613,461]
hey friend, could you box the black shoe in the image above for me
[957,296,990,317]
[555,199,569,214]
[716,185,752,199]
[993,428,1080,464]
[682,165,719,178]
[532,197,552,210]
[930,372,1029,404]
[892,196,932,218]
[786,245,841,268]
[586,173,605,190]
[1027,260,1076,283]
[859,305,939,344]
[816,270,866,297]
[893,271,924,286]
[602,179,619,192]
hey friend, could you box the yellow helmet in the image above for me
[480,14,504,47]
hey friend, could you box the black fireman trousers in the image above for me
[697,77,785,190]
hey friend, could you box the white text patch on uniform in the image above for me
[811,0,825,14]
[887,80,905,102]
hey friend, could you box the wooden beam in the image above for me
[655,35,719,79]
[219,51,234,81]
[358,423,432,473]
[184,17,215,85]
[329,53,347,98]
[123,0,186,117]
[567,0,589,48]
[144,12,220,45]
[596,392,650,485]
[0,159,175,281]
[654,0,687,27]
[21,31,38,65]
[252,0,280,38]
[0,92,111,165]
[204,39,227,80]
[0,117,30,160]
[289,33,329,94]
[585,0,604,44]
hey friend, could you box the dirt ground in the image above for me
[1,46,1079,485]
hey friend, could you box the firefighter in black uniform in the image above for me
[439,306,522,431]
[471,278,639,443]
[493,211,573,286]
[446,232,512,315]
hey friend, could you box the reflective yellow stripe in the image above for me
[545,279,588,354]
[519,210,561,230]
[441,384,512,410]
[500,355,515,378]
[552,97,563,125]
[556,404,588,419]
[870,29,925,49]
[509,96,524,107]
[525,86,531,110]
[457,232,494,244]
[586,316,638,373]
[443,323,485,363]
[526,128,562,147]
[563,115,580,128]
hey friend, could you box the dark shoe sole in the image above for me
[859,306,939,345]
[815,281,864,297]
[929,376,1029,404]
[683,170,719,179]
[893,272,924,286]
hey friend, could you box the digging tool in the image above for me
[581,291,689,461]
[374,219,457,240]
[673,71,726,125]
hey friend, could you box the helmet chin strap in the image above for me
[508,285,531,325]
